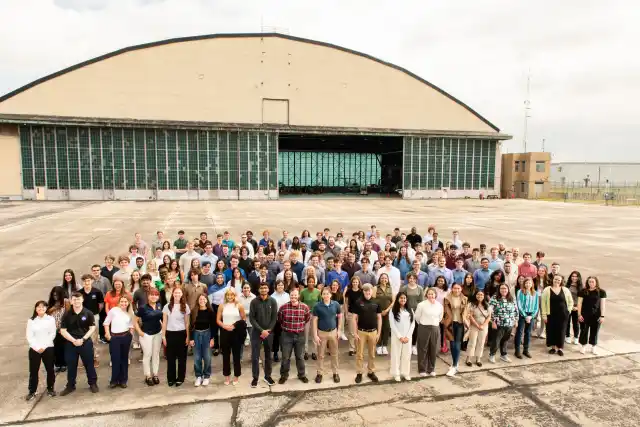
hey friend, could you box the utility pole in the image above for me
[542,138,545,152]
[523,72,531,152]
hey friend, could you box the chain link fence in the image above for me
[548,181,640,206]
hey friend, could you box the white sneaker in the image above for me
[565,337,572,344]
[500,355,512,363]
[194,377,202,387]
[579,345,586,354]
[394,376,401,382]
[429,371,436,377]
[404,376,411,381]
[382,346,389,355]
[412,346,417,355]
[446,367,457,377]
[376,346,382,355]
[202,378,210,386]
[489,355,496,364]
[540,332,546,339]
[419,372,428,377]
[573,337,579,345]
[592,346,598,355]
[340,334,348,341]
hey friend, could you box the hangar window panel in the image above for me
[112,129,125,190]
[476,140,486,188]
[427,138,438,190]
[208,131,219,190]
[473,140,482,189]
[198,131,209,190]
[44,127,57,189]
[219,132,229,190]
[463,140,473,189]
[166,130,178,190]
[187,130,199,190]
[67,128,80,189]
[122,129,135,190]
[155,130,167,190]
[56,128,69,189]
[145,129,157,190]
[90,128,102,190]
[442,138,451,188]
[101,128,113,190]
[78,128,91,189]
[268,135,277,190]
[249,132,260,190]
[238,132,250,191]
[419,138,428,190]
[177,130,188,190]
[486,141,496,188]
[31,127,46,187]
[134,129,146,190]
[450,139,459,190]
[228,132,239,190]
[433,138,444,189]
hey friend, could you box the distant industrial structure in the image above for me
[550,162,640,186]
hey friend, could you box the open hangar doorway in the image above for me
[277,133,403,196]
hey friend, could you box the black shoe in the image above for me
[251,378,258,388]
[476,361,483,367]
[119,383,128,389]
[175,381,183,387]
[264,376,275,386]
[273,353,280,362]
[367,373,379,383]
[60,366,67,372]
[25,392,36,402]
[465,360,473,367]
[47,389,56,397]
[333,374,340,383]
[311,353,317,361]
[152,376,160,385]
[548,349,556,354]
[515,351,523,359]
[557,349,564,356]
[523,350,532,359]
[278,376,288,384]
[315,374,322,383]
[213,349,220,357]
[109,383,118,389]
[168,382,175,387]
[298,376,309,383]
[304,352,309,360]
[146,378,154,386]
[355,373,362,383]
[348,351,355,356]
[54,366,62,373]
[90,384,99,393]
[60,387,75,396]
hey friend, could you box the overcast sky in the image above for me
[0,0,637,162]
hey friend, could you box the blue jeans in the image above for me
[449,322,464,367]
[514,316,534,352]
[193,330,212,379]
[109,333,132,384]
[65,339,97,388]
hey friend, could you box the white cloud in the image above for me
[0,0,637,161]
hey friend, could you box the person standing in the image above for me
[162,287,190,387]
[217,289,247,386]
[189,294,216,387]
[278,288,311,384]
[135,288,163,386]
[300,276,321,360]
[103,295,134,388]
[541,275,573,356]
[90,264,110,344]
[488,284,518,363]
[47,286,69,373]
[249,283,278,387]
[514,278,538,359]
[59,292,99,396]
[565,271,583,345]
[312,287,341,383]
[399,273,423,355]
[270,280,290,362]
[443,283,468,377]
[373,273,394,356]
[577,276,606,355]
[79,274,104,368]
[389,292,415,382]
[464,290,491,367]
[414,287,443,376]
[352,283,382,383]
[472,258,493,291]
[26,301,57,401]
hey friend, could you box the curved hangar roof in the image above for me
[0,33,502,135]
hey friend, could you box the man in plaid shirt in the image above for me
[277,289,311,384]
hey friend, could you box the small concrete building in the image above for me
[501,152,551,198]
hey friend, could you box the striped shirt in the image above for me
[277,302,311,333]
[517,291,539,318]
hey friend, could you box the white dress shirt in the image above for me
[26,314,56,350]
[103,307,133,333]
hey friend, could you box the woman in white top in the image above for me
[26,300,57,401]
[162,287,191,387]
[217,288,247,385]
[162,240,176,260]
[389,292,415,382]
[271,280,290,361]
[414,287,444,377]
[103,295,134,388]
[237,283,256,355]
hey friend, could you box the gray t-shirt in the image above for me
[162,303,191,331]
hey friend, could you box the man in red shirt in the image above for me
[277,289,311,384]
[518,253,537,278]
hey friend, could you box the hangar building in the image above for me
[0,33,510,201]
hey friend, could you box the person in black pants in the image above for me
[26,301,57,401]
[217,288,247,385]
[578,276,607,355]
[162,287,190,386]
[59,292,99,396]
[249,283,278,387]
[47,286,69,372]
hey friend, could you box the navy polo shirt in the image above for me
[312,300,341,331]
[136,303,163,335]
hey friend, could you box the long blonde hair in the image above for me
[224,288,237,304]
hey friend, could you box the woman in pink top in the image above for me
[434,275,449,353]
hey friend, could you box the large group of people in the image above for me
[26,226,607,400]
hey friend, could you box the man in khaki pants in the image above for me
[313,287,342,383]
[352,283,382,383]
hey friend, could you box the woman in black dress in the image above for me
[541,274,573,356]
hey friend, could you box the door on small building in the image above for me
[534,181,545,198]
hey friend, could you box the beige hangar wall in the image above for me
[0,125,21,198]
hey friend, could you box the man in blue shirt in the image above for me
[451,258,469,285]
[312,287,342,383]
[223,256,247,283]
[488,247,504,272]
[427,256,453,288]
[409,260,429,287]
[327,258,349,292]
[222,231,235,251]
[259,230,273,248]
[473,258,493,291]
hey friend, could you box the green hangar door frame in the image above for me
[18,126,278,201]
[402,136,497,199]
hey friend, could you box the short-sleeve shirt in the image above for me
[312,300,341,331]
[345,288,364,313]
[132,288,148,311]
[173,238,188,259]
[353,298,382,330]
[137,303,163,335]
[580,288,607,317]
[162,303,191,331]
[61,307,96,339]
[80,287,104,314]
[300,288,321,312]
